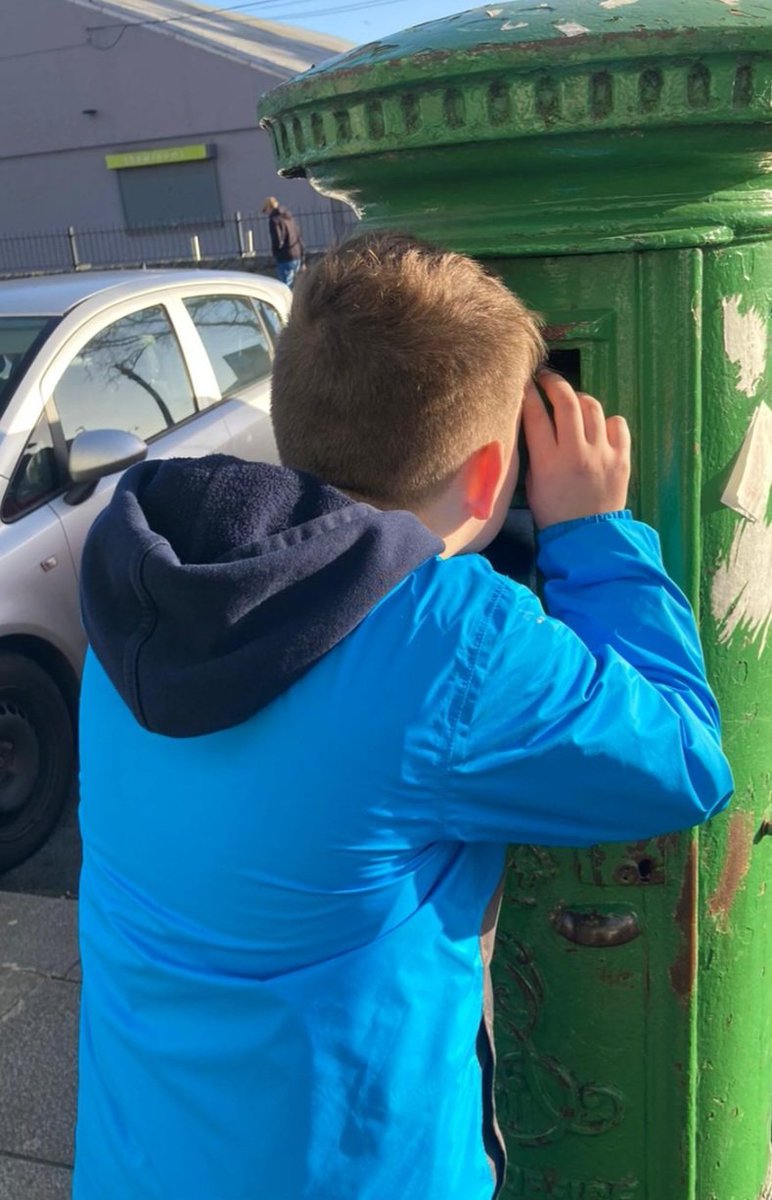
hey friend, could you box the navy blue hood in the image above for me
[80,456,442,738]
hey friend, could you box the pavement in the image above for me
[0,794,81,1200]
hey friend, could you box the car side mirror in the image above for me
[68,428,148,485]
[64,429,148,505]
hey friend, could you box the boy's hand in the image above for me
[522,370,630,530]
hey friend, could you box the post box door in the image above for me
[483,250,705,1200]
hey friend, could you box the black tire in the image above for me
[0,652,74,873]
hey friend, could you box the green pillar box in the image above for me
[259,3,772,1196]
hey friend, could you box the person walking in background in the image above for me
[262,196,304,288]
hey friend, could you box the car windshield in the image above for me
[0,316,57,418]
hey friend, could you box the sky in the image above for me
[238,0,463,47]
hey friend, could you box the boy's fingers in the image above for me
[522,380,556,453]
[606,414,631,455]
[576,392,606,445]
[535,370,584,448]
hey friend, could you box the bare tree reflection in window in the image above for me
[54,306,196,444]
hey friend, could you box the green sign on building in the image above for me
[105,144,213,171]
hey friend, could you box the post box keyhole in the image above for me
[615,856,660,886]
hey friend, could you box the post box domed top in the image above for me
[259,0,772,176]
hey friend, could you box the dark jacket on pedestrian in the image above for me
[268,205,303,262]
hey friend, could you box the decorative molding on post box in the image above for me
[261,54,768,171]
[258,2,772,255]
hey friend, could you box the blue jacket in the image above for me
[74,457,732,1200]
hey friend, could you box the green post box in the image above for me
[259,4,772,1196]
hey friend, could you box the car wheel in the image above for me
[0,652,74,873]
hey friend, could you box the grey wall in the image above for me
[0,0,333,235]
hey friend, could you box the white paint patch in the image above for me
[600,0,639,8]
[711,517,772,657]
[554,21,590,35]
[722,295,768,397]
[502,19,529,29]
[721,402,772,522]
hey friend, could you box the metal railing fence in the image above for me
[0,205,359,278]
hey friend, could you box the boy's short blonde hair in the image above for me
[270,232,545,508]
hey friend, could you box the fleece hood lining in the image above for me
[81,456,442,739]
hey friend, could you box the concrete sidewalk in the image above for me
[0,892,78,1200]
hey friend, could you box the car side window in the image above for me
[0,317,54,418]
[53,306,196,445]
[256,300,284,345]
[183,296,272,398]
[2,410,62,520]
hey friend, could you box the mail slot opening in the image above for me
[546,346,582,390]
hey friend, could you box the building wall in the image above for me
[0,0,335,236]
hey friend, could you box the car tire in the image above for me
[0,652,74,873]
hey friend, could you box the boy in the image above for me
[74,234,732,1199]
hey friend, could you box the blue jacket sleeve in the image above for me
[443,513,734,846]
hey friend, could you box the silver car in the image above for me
[0,269,289,870]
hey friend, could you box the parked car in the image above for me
[0,269,289,870]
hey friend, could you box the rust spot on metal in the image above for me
[670,840,698,1004]
[360,40,400,57]
[543,322,577,340]
[708,810,754,926]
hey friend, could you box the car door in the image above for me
[176,292,281,465]
[42,300,235,573]
[0,409,83,671]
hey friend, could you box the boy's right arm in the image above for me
[441,374,733,846]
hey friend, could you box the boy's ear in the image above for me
[460,441,504,521]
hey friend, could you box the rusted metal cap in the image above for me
[259,0,772,178]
